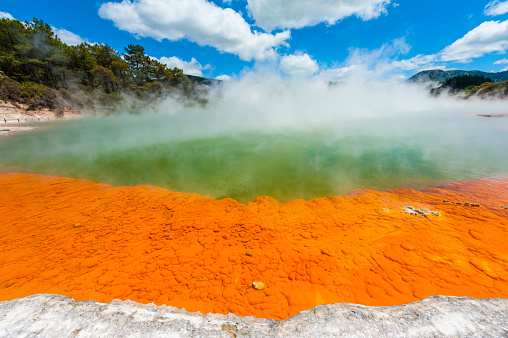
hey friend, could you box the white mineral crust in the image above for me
[0,294,507,337]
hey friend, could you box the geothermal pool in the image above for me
[0,112,507,202]
[1,87,508,320]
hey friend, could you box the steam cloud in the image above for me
[1,72,507,202]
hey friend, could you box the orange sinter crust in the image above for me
[0,173,507,320]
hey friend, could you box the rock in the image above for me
[0,294,507,337]
[402,206,440,217]
[252,281,266,290]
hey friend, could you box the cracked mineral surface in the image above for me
[0,173,507,321]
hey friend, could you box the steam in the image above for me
[1,72,507,202]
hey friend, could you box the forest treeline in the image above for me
[409,70,508,99]
[430,74,508,99]
[0,17,203,113]
[430,75,493,96]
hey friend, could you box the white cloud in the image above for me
[0,11,14,20]
[494,58,508,71]
[315,38,444,83]
[158,56,210,77]
[280,53,319,76]
[494,58,508,64]
[99,0,290,61]
[388,54,440,71]
[51,27,86,46]
[215,75,232,81]
[484,0,508,16]
[315,65,356,82]
[246,0,391,31]
[440,20,508,62]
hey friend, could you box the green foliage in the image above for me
[442,75,492,91]
[123,44,151,85]
[466,80,508,98]
[429,74,498,98]
[408,69,508,83]
[0,16,198,112]
[0,71,56,109]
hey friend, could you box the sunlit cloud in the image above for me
[51,27,87,46]
[280,53,319,76]
[441,20,508,62]
[493,58,508,64]
[484,0,508,16]
[247,0,391,31]
[99,0,290,61]
[158,56,211,77]
[215,75,232,81]
[0,11,14,20]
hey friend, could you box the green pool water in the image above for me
[1,113,507,202]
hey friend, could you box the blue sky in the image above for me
[2,0,508,81]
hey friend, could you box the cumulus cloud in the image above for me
[0,11,14,20]
[315,38,444,83]
[280,53,319,76]
[215,75,232,81]
[494,58,508,70]
[440,20,508,62]
[158,56,210,76]
[484,0,508,16]
[494,58,508,64]
[315,65,356,82]
[246,0,391,31]
[388,54,441,71]
[51,27,86,46]
[347,39,439,73]
[98,0,290,61]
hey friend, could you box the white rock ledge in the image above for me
[0,294,507,337]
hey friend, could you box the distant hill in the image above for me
[407,69,508,99]
[407,70,508,83]
[186,75,222,86]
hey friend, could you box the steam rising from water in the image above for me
[1,75,507,202]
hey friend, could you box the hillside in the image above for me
[407,69,508,83]
[0,17,216,114]
[186,75,221,86]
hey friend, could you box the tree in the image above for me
[111,59,130,86]
[91,65,118,93]
[66,43,96,72]
[123,44,150,85]
[442,75,492,91]
[90,43,119,69]
[0,16,199,111]
[0,18,24,55]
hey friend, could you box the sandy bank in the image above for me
[0,100,79,136]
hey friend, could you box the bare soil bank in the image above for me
[0,100,80,136]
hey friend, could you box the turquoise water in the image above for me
[0,114,507,202]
